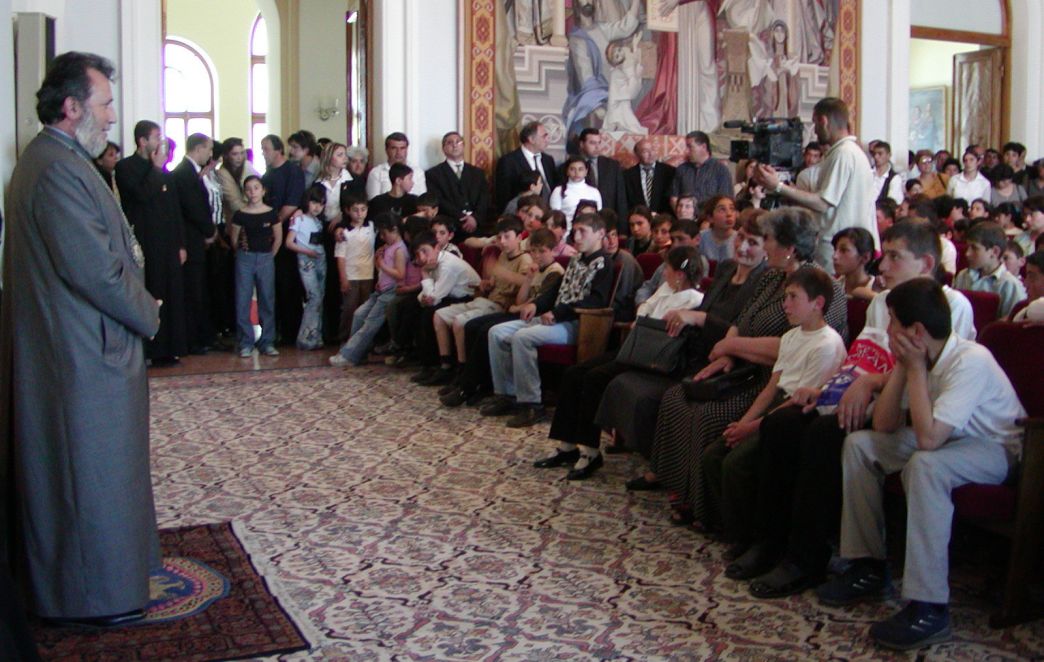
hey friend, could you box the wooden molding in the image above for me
[910,26,1008,47]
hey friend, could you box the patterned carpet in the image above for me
[150,365,1044,660]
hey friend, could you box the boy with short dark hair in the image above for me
[410,231,481,382]
[954,220,1027,318]
[817,277,1025,650]
[431,215,463,258]
[625,206,655,255]
[426,217,534,385]
[368,163,418,220]
[484,213,614,427]
[416,192,440,219]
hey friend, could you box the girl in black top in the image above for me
[229,175,282,357]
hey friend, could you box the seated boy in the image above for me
[416,192,440,219]
[702,268,847,580]
[483,213,613,428]
[440,228,565,407]
[329,215,406,367]
[368,163,418,220]
[954,220,1027,318]
[425,217,533,385]
[1013,249,1043,321]
[431,215,463,258]
[410,231,482,383]
[625,206,655,255]
[817,277,1024,651]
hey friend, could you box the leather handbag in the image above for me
[682,363,760,401]
[614,317,686,375]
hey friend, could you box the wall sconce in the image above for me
[318,97,340,121]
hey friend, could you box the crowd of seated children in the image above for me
[954,221,1027,319]
[439,228,566,407]
[830,227,877,300]
[480,213,614,428]
[698,196,737,264]
[534,245,706,479]
[424,216,533,386]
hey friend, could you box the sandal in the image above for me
[725,543,779,580]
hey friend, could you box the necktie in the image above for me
[587,158,598,187]
[454,162,463,179]
[534,154,549,191]
[643,166,654,206]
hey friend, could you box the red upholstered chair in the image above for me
[885,321,1044,626]
[845,297,870,343]
[460,244,485,273]
[1008,299,1029,321]
[958,289,1001,337]
[636,252,663,281]
[700,277,714,292]
[954,241,969,274]
[940,271,954,287]
[707,259,717,277]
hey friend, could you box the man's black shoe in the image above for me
[410,367,437,383]
[440,389,473,407]
[480,396,515,416]
[566,453,604,480]
[533,449,580,468]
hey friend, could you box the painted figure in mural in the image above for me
[750,19,800,118]
[603,31,648,134]
[508,0,553,45]
[562,0,642,137]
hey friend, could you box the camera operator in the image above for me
[753,97,876,273]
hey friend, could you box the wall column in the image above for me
[1009,1,1043,156]
[859,0,910,166]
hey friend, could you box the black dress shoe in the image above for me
[418,368,455,386]
[533,448,580,468]
[625,475,661,491]
[149,356,181,367]
[466,390,491,407]
[506,405,545,428]
[566,453,604,480]
[46,608,146,628]
[411,367,437,383]
[440,388,474,408]
[723,541,751,562]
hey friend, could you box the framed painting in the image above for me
[909,86,949,154]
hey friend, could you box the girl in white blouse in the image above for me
[636,245,705,319]
[550,155,602,230]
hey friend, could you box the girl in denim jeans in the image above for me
[287,186,328,349]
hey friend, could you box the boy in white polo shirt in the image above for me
[817,277,1025,651]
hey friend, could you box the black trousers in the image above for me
[415,297,472,367]
[753,411,848,575]
[458,312,518,394]
[206,242,235,337]
[547,353,629,449]
[388,294,421,351]
[183,259,212,350]
[274,246,303,344]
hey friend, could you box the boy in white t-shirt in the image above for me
[704,267,847,578]
[817,278,1024,651]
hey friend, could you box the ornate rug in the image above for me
[148,366,1044,660]
[32,522,310,661]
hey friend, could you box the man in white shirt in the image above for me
[870,141,904,205]
[946,149,992,203]
[754,98,877,274]
[366,132,427,199]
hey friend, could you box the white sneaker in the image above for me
[260,346,280,357]
[239,348,253,358]
[328,354,351,367]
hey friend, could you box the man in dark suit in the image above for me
[425,131,490,239]
[495,120,558,212]
[574,128,628,227]
[172,133,217,354]
[623,138,676,214]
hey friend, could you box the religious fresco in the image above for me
[464,0,859,169]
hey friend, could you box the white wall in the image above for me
[911,0,1003,35]
[371,0,459,169]
[908,39,979,89]
[0,0,16,209]
[1009,1,1044,157]
[859,0,909,165]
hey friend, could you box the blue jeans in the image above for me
[338,288,396,365]
[235,251,276,351]
[296,251,326,349]
[488,318,578,405]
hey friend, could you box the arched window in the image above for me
[250,14,269,173]
[163,38,216,167]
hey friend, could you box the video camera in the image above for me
[725,117,804,170]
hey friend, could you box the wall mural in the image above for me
[464,0,859,171]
